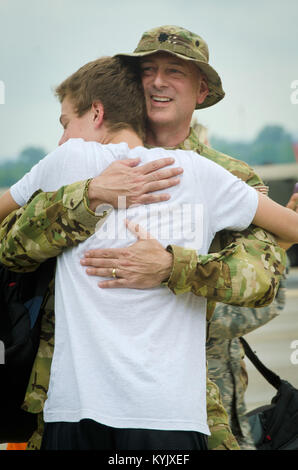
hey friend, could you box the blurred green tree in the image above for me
[0,146,46,187]
[210,125,295,166]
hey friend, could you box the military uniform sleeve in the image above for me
[0,180,111,272]
[166,226,286,309]
[207,272,287,341]
[168,131,287,310]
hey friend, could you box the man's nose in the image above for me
[152,70,167,88]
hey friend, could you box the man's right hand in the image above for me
[273,192,298,250]
[87,157,183,211]
[286,192,298,213]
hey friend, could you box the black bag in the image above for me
[240,337,298,450]
[0,259,55,443]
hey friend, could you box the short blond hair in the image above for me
[55,56,146,139]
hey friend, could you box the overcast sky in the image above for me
[0,0,297,160]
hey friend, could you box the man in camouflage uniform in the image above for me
[0,26,286,450]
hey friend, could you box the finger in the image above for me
[288,203,298,214]
[85,267,125,278]
[288,193,298,202]
[83,249,123,259]
[287,201,296,211]
[137,158,175,175]
[286,194,298,210]
[120,157,141,167]
[144,176,181,193]
[138,193,171,204]
[98,278,128,288]
[80,257,118,268]
[125,219,152,240]
[144,166,183,183]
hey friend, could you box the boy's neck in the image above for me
[102,128,143,149]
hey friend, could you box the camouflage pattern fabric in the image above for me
[22,279,55,416]
[207,273,287,450]
[0,129,286,450]
[0,180,109,272]
[205,377,239,450]
[25,280,55,450]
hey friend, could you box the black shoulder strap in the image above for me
[25,258,56,328]
[33,258,56,297]
[240,337,281,390]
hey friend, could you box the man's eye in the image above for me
[169,69,183,75]
[141,66,154,74]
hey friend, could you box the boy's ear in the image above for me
[92,101,104,128]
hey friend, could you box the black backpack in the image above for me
[0,259,55,443]
[240,337,298,450]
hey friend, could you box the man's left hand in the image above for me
[80,220,173,288]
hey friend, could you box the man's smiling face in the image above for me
[140,52,206,131]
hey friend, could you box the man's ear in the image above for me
[196,76,209,106]
[91,101,104,128]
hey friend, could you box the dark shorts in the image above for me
[41,419,208,451]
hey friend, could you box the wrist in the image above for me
[87,178,105,211]
[164,245,199,294]
[160,248,174,283]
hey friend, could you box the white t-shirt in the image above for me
[10,138,258,435]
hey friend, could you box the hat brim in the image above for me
[116,50,225,110]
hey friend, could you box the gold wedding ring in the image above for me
[112,268,117,278]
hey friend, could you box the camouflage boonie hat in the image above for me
[117,25,225,110]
